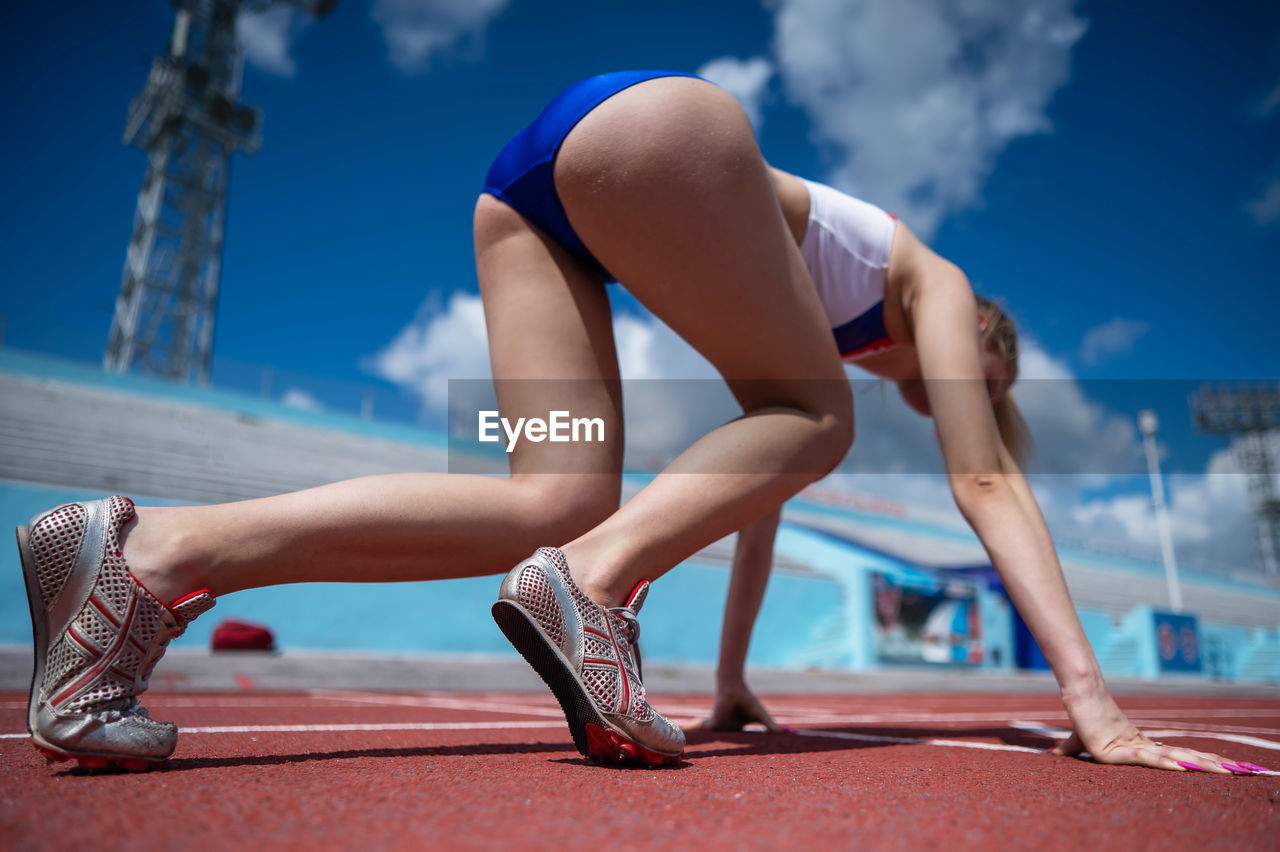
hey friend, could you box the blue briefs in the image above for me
[482,70,701,280]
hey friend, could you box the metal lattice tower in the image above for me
[1192,384,1280,575]
[105,0,335,384]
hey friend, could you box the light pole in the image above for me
[1138,410,1183,612]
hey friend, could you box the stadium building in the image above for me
[3,348,1278,686]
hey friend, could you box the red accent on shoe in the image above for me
[602,615,630,715]
[171,588,214,608]
[66,626,99,656]
[53,594,139,706]
[34,744,157,772]
[583,723,677,767]
[88,595,121,627]
[623,582,649,610]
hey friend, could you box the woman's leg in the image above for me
[125,195,624,603]
[551,76,854,605]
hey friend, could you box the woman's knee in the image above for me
[813,403,856,475]
[513,474,620,541]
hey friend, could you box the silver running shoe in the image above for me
[493,547,685,765]
[16,496,215,771]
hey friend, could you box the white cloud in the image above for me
[372,0,509,75]
[696,56,775,129]
[368,292,491,412]
[371,293,1258,572]
[281,387,324,411]
[1078,317,1150,365]
[768,0,1087,236]
[1244,177,1280,227]
[371,296,1140,481]
[367,292,729,469]
[237,6,304,77]
[1064,449,1253,571]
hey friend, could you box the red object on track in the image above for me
[210,619,275,652]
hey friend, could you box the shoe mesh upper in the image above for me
[76,674,132,709]
[45,638,93,694]
[582,633,610,659]
[583,667,619,709]
[32,496,213,717]
[30,503,88,609]
[78,605,116,650]
[516,568,564,648]
[530,548,654,723]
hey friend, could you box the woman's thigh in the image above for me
[473,193,624,491]
[553,76,850,418]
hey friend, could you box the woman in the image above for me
[18,71,1252,775]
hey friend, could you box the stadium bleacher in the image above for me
[1,351,1276,680]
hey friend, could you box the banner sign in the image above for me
[1153,611,1201,673]
[871,572,983,665]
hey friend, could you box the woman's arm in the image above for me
[909,269,1238,773]
[686,506,785,733]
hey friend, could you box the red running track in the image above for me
[2,690,1277,850]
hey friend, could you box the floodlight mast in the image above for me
[1191,384,1280,576]
[1138,410,1183,611]
[105,0,335,384]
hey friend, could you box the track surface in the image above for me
[2,690,1277,850]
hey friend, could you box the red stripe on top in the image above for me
[603,615,629,715]
[88,595,120,627]
[840,337,895,360]
[53,594,138,707]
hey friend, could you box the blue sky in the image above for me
[1,0,1278,569]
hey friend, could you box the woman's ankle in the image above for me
[560,543,627,608]
[120,507,206,605]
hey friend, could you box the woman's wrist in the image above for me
[1057,665,1109,709]
[715,670,748,693]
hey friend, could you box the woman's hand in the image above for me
[1052,693,1263,774]
[685,682,785,733]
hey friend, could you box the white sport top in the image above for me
[798,178,899,360]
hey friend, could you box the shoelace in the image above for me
[608,607,641,646]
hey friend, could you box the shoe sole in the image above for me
[491,599,679,767]
[16,524,163,773]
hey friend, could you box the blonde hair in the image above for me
[975,294,1033,467]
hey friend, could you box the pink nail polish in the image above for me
[1223,763,1256,775]
[1177,761,1206,771]
[781,725,797,734]
[1238,762,1272,772]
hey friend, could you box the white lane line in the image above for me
[794,728,1043,754]
[2,698,1273,719]
[1141,729,1280,752]
[0,698,345,710]
[183,721,569,734]
[1008,721,1280,760]
[764,711,1070,726]
[750,708,1280,725]
[1,721,565,738]
[1009,720,1070,739]
[1111,709,1280,720]
[307,691,567,718]
[1129,721,1280,737]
